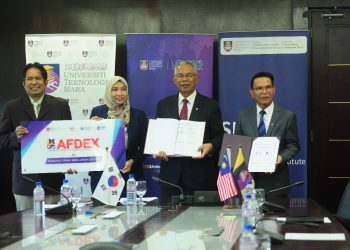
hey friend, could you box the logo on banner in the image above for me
[99,40,104,46]
[28,40,33,47]
[82,51,88,57]
[63,40,69,47]
[99,98,104,104]
[43,64,60,94]
[140,60,149,70]
[83,109,89,116]
[47,51,52,58]
[47,139,55,149]
[223,41,232,52]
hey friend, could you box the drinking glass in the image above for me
[255,188,265,219]
[71,186,83,212]
[136,181,147,205]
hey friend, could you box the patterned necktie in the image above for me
[179,99,188,120]
[33,103,40,118]
[258,110,266,136]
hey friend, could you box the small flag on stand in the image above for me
[232,146,254,198]
[93,149,125,206]
[217,147,239,201]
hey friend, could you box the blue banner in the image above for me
[218,31,309,198]
[127,34,214,196]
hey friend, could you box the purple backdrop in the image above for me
[127,34,214,196]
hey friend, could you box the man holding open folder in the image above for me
[154,61,224,197]
[234,71,300,197]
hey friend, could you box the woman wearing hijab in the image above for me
[89,76,148,193]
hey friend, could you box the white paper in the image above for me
[248,137,280,172]
[144,118,205,157]
[174,120,205,157]
[285,233,346,241]
[119,197,158,206]
[101,211,125,219]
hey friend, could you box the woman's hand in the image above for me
[90,116,103,121]
[121,159,134,174]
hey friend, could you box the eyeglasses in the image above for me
[175,73,197,79]
[253,85,274,94]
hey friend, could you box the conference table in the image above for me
[0,198,348,249]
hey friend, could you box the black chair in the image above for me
[337,181,350,231]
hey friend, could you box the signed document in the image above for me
[248,137,280,172]
[144,118,205,157]
[21,119,125,173]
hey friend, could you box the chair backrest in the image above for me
[337,181,350,229]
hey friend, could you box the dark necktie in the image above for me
[179,99,188,120]
[258,110,266,136]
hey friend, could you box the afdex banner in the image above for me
[126,33,214,118]
[25,34,116,120]
[218,31,309,198]
[126,34,214,196]
[21,119,125,174]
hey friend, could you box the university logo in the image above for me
[63,40,69,47]
[83,109,89,116]
[47,51,52,58]
[27,40,33,47]
[83,178,90,185]
[140,60,148,70]
[43,64,60,94]
[82,51,88,57]
[99,40,104,46]
[223,40,233,52]
[47,139,55,150]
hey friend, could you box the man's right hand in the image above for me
[154,151,169,161]
[15,126,28,140]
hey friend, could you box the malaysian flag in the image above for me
[217,147,239,201]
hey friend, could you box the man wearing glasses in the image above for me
[154,61,224,198]
[234,71,300,197]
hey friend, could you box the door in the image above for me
[309,7,350,213]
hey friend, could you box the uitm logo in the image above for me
[44,64,60,94]
[223,40,232,52]
[140,60,148,70]
[47,139,55,150]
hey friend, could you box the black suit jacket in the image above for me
[0,95,72,195]
[156,92,224,191]
[234,104,300,196]
[88,105,148,193]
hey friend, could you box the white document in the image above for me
[144,118,205,157]
[248,137,280,172]
[285,233,346,241]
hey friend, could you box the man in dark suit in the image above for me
[234,71,300,196]
[0,62,72,211]
[155,61,224,197]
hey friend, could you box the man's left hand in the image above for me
[193,143,213,159]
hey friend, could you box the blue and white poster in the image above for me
[218,31,309,198]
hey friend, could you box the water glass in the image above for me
[255,188,265,219]
[71,186,82,212]
[136,181,147,205]
[255,233,271,250]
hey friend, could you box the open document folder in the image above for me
[144,118,205,157]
